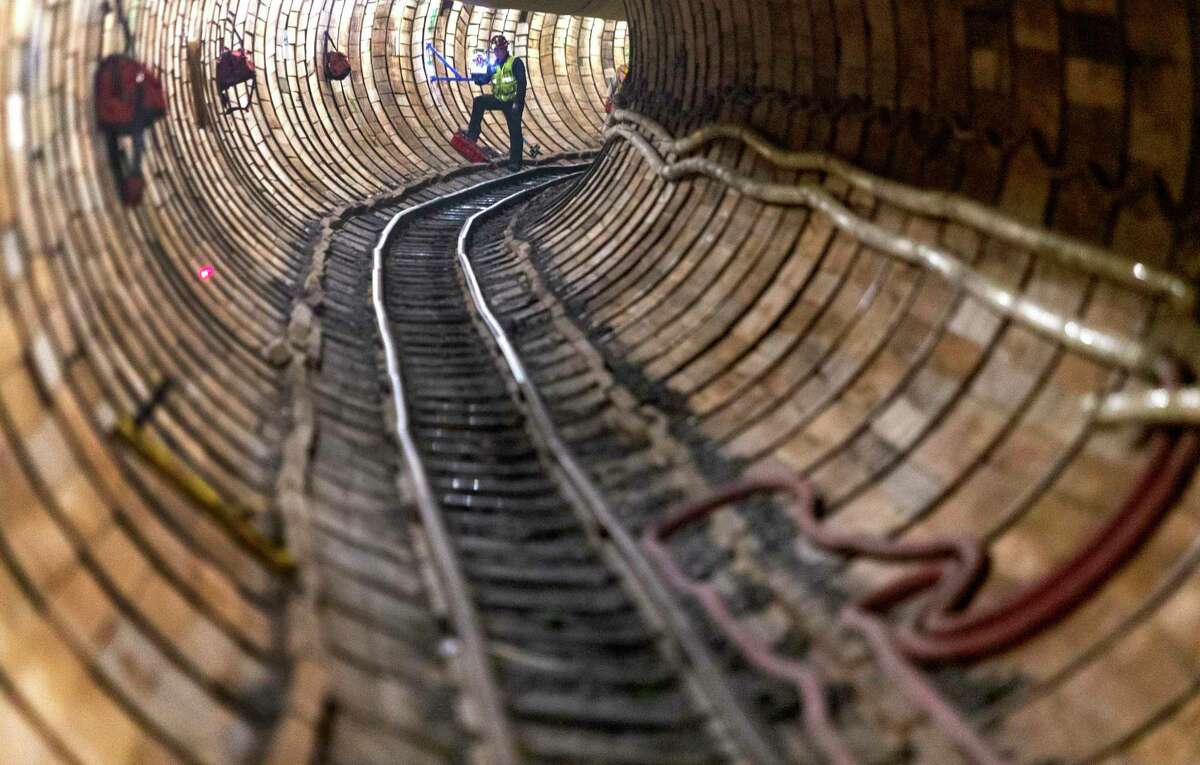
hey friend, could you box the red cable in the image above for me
[643,365,1199,762]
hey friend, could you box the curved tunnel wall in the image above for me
[2,0,1200,763]
[519,1,1200,762]
[0,2,621,762]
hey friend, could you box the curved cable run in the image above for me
[644,411,1199,762]
[977,530,1200,729]
[607,110,1196,313]
[642,356,1198,761]
[642,472,1008,765]
[602,125,1161,374]
[604,117,1200,426]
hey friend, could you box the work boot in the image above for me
[506,161,523,173]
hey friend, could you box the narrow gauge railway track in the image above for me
[304,172,533,764]
[373,168,783,765]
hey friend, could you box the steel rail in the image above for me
[456,181,788,765]
[604,121,1200,426]
[372,168,586,765]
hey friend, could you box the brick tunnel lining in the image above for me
[2,1,1200,764]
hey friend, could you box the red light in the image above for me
[198,265,214,281]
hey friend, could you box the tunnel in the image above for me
[2,1,1199,763]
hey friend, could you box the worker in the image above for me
[605,64,628,114]
[463,35,526,170]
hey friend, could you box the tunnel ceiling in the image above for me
[2,1,1200,764]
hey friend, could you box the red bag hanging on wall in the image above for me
[216,17,256,113]
[95,53,167,205]
[96,54,167,134]
[217,48,255,91]
[324,32,351,81]
[95,1,165,207]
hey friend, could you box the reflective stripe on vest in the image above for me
[493,57,518,102]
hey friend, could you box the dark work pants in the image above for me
[467,95,523,165]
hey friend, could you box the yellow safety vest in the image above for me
[493,56,518,102]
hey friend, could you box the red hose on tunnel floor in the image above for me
[643,474,1007,764]
[642,366,1200,762]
